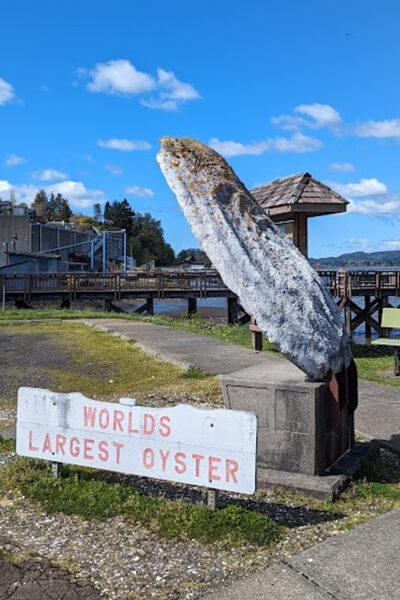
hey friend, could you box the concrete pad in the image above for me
[357,380,400,453]
[83,319,270,374]
[290,507,400,600]
[202,508,400,600]
[200,563,332,600]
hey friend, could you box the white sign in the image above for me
[16,388,257,494]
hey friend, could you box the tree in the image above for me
[129,212,175,266]
[93,203,102,223]
[47,192,72,222]
[176,248,210,265]
[104,201,175,266]
[59,198,72,222]
[103,199,135,234]
[32,189,48,219]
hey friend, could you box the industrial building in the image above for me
[0,204,126,273]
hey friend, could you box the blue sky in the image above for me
[1,0,400,258]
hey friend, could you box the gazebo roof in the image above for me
[250,172,348,219]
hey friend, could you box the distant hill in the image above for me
[310,250,400,268]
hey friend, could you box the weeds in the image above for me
[0,458,281,547]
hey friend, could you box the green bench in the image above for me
[371,307,400,376]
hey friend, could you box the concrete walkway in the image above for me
[84,319,400,454]
[83,319,272,374]
[200,507,400,600]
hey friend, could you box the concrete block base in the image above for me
[220,357,357,478]
[257,442,377,500]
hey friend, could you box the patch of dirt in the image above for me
[0,331,112,411]
[0,333,71,400]
[0,553,101,599]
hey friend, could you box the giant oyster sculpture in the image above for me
[157,137,354,386]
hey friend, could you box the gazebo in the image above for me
[251,172,348,257]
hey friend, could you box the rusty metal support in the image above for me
[187,297,197,318]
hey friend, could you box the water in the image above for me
[350,296,400,343]
[127,294,400,344]
[128,298,229,321]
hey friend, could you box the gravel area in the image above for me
[0,449,369,600]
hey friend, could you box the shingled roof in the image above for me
[250,172,348,219]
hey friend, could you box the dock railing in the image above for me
[0,270,228,302]
[1,269,400,302]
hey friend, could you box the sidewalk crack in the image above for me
[283,561,341,599]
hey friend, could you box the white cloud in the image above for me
[81,59,199,111]
[142,68,200,111]
[0,77,15,105]
[32,169,67,181]
[355,119,400,138]
[347,237,373,252]
[105,164,123,175]
[329,177,387,198]
[347,196,400,218]
[328,177,400,219]
[125,185,154,198]
[209,132,322,157]
[382,240,400,249]
[270,115,308,131]
[272,103,342,131]
[5,154,26,166]
[270,132,323,153]
[85,59,155,95]
[46,181,105,208]
[328,162,355,172]
[0,179,105,209]
[0,179,12,193]
[208,138,269,157]
[97,138,151,151]
[296,103,342,128]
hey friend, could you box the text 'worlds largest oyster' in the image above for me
[157,137,352,381]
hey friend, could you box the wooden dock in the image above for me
[319,269,400,337]
[1,269,399,336]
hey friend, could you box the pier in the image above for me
[1,269,399,336]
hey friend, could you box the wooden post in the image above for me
[365,296,371,341]
[104,299,112,312]
[207,489,217,511]
[51,462,63,478]
[292,214,308,257]
[227,297,239,324]
[395,348,400,377]
[146,297,154,315]
[187,297,197,318]
[378,297,389,337]
[344,301,352,337]
[249,316,263,351]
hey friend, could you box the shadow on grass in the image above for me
[74,468,346,529]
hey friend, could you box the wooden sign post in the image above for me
[16,388,257,496]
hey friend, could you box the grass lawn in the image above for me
[1,307,398,387]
